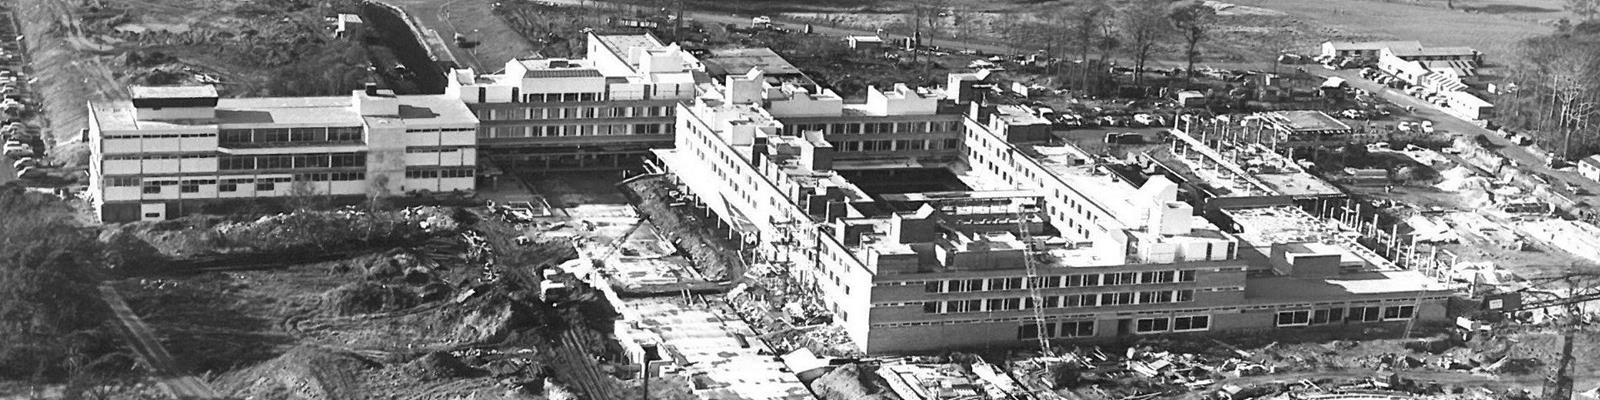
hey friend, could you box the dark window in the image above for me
[142,185,160,194]
[219,183,237,192]
[924,281,942,293]
[256,182,275,191]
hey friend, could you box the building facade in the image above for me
[88,85,478,222]
[444,32,702,170]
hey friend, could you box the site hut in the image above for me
[846,35,885,51]
[653,70,1453,354]
[88,84,479,222]
[1579,155,1600,183]
[1441,91,1495,121]
[444,32,702,171]
[333,13,364,39]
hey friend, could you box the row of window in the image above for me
[141,176,298,193]
[102,132,218,139]
[107,171,368,188]
[517,92,601,103]
[927,270,1199,293]
[404,167,476,179]
[481,123,669,138]
[103,153,215,161]
[834,138,961,153]
[475,104,673,121]
[403,128,474,133]
[1018,321,1096,339]
[405,146,470,153]
[1275,306,1414,327]
[784,120,962,136]
[1134,315,1212,334]
[923,289,1197,313]
[219,127,364,145]
[218,153,365,170]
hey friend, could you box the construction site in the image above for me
[5,0,1600,396]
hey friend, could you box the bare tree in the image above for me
[1066,0,1111,89]
[1119,0,1171,87]
[1168,0,1216,80]
[1569,0,1600,21]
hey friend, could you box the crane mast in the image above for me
[1017,203,1052,357]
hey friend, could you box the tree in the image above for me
[1065,0,1111,89]
[1168,0,1216,80]
[1119,0,1171,87]
[0,186,111,381]
[1569,0,1600,22]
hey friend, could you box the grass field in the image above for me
[1229,0,1557,68]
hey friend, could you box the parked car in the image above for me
[1132,113,1160,126]
[10,156,33,169]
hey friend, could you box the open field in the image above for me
[381,0,538,73]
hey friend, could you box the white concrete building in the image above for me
[444,32,706,170]
[653,72,1454,353]
[88,85,478,222]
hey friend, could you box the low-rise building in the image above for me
[88,85,478,222]
[1320,41,1424,61]
[1579,155,1600,182]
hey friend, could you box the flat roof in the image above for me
[1245,270,1452,302]
[215,96,358,126]
[1268,110,1350,132]
[703,47,804,77]
[1323,40,1422,52]
[995,105,1050,126]
[366,94,479,127]
[1390,46,1477,58]
[130,85,218,99]
[592,33,663,69]
[94,92,476,131]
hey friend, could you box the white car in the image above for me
[1133,114,1158,126]
[11,156,33,169]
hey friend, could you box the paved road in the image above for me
[99,285,221,399]
[1318,68,1600,207]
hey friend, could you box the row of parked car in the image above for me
[0,8,41,181]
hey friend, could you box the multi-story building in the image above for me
[88,85,478,222]
[444,32,704,170]
[653,72,1455,354]
[758,72,966,165]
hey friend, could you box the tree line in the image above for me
[922,0,1218,91]
[1499,20,1600,158]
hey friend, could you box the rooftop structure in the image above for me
[1257,110,1354,148]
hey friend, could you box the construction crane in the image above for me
[1016,203,1053,358]
[1471,271,1600,400]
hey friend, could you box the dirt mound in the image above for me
[323,281,420,315]
[213,346,378,400]
[403,351,480,380]
[808,363,902,400]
